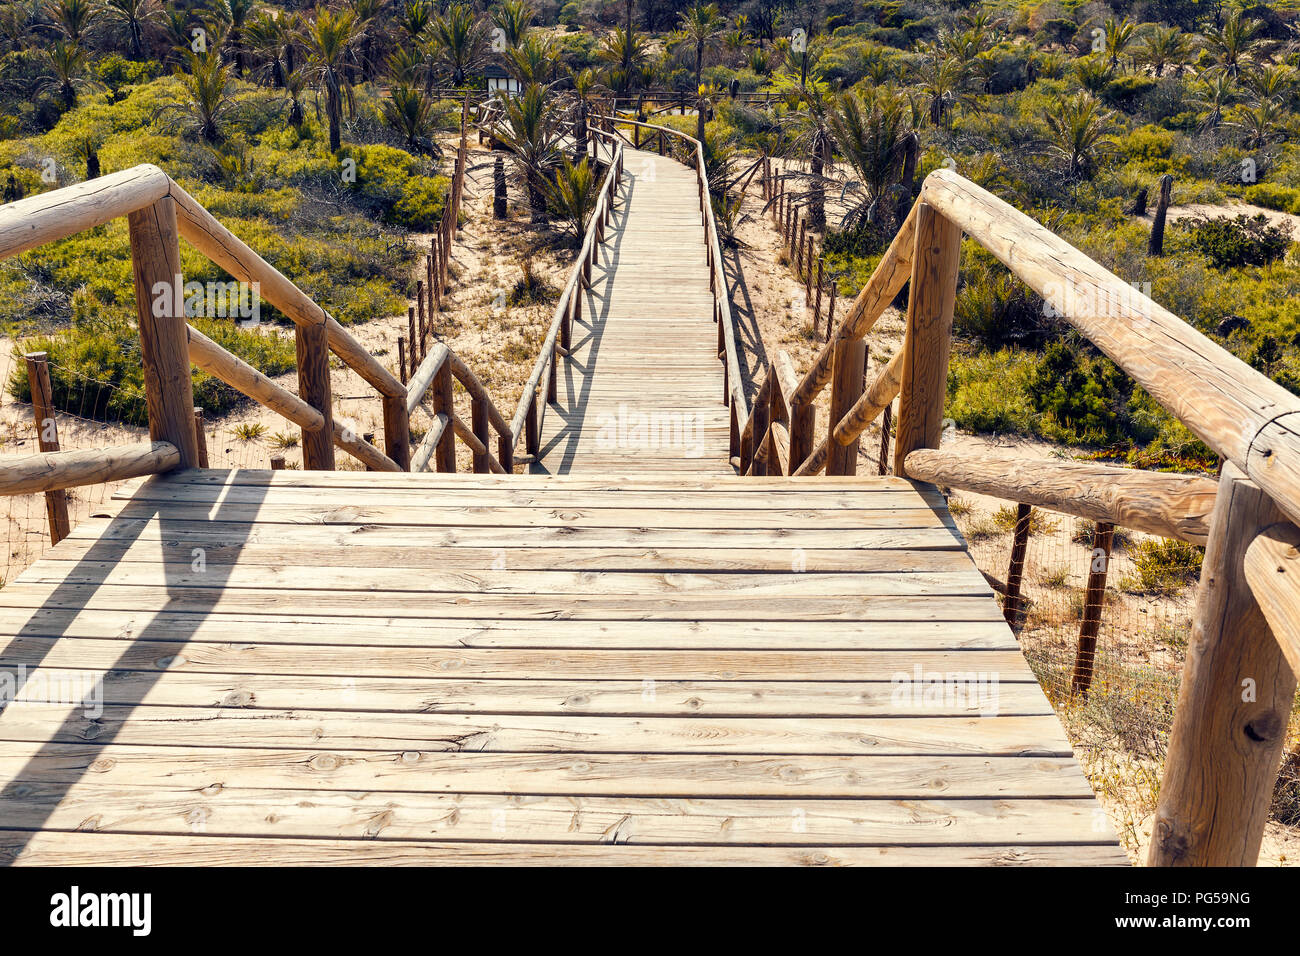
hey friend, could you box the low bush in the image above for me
[1186,214,1293,269]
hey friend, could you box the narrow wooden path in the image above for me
[0,469,1126,865]
[531,147,731,475]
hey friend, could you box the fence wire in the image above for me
[949,494,1300,859]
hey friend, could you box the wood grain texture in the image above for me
[1243,521,1300,677]
[0,471,1120,865]
[903,448,1217,545]
[1149,465,1298,866]
[0,442,179,496]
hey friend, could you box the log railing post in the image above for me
[498,432,514,474]
[1149,464,1298,866]
[408,307,418,364]
[24,351,70,544]
[893,202,962,475]
[383,392,411,471]
[1003,503,1033,628]
[525,392,540,456]
[294,319,335,471]
[1071,522,1114,696]
[270,453,285,470]
[432,359,456,472]
[826,339,866,476]
[471,395,490,473]
[192,407,210,469]
[878,402,892,475]
[127,196,199,468]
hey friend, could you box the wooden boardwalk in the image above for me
[532,147,731,475]
[0,469,1126,865]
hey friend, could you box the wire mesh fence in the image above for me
[949,490,1300,860]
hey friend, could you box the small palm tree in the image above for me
[1043,92,1114,181]
[1232,100,1284,150]
[211,0,256,76]
[827,86,913,227]
[911,50,969,128]
[397,0,432,42]
[1203,10,1263,80]
[40,39,97,108]
[778,79,836,230]
[544,156,599,240]
[158,49,235,143]
[1244,63,1293,105]
[45,0,96,43]
[598,25,647,95]
[383,83,439,154]
[299,7,362,151]
[504,32,556,85]
[1101,16,1136,74]
[677,2,725,90]
[429,3,487,86]
[1138,25,1189,78]
[493,81,565,222]
[492,0,534,50]
[1195,72,1238,129]
[100,0,159,60]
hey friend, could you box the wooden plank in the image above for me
[0,831,1130,866]
[0,785,1111,845]
[0,743,1090,795]
[0,669,1048,715]
[0,706,1079,754]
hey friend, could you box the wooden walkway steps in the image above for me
[0,469,1126,865]
[532,147,731,475]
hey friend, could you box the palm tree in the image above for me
[300,7,363,151]
[1101,17,1136,74]
[1232,100,1283,149]
[826,86,913,227]
[247,8,296,88]
[429,3,487,87]
[212,0,256,76]
[493,81,564,222]
[504,33,556,85]
[1195,71,1237,129]
[99,0,159,60]
[1203,10,1263,80]
[492,0,534,49]
[910,49,969,128]
[779,80,835,230]
[598,25,647,95]
[45,0,96,43]
[40,38,96,107]
[397,0,431,42]
[1138,25,1189,78]
[158,49,235,143]
[348,0,386,82]
[1244,63,1293,104]
[544,156,599,240]
[677,2,724,91]
[384,84,439,154]
[1043,92,1114,181]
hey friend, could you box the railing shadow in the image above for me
[0,469,268,860]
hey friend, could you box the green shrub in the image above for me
[1123,538,1204,593]
[1186,214,1293,269]
[8,310,296,425]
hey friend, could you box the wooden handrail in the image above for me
[0,441,179,496]
[918,169,1300,530]
[508,130,624,450]
[186,326,325,433]
[904,448,1217,545]
[1244,521,1300,678]
[0,165,170,260]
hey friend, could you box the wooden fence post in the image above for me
[127,196,199,468]
[878,402,891,476]
[432,359,455,473]
[826,339,867,476]
[408,307,418,364]
[416,280,426,354]
[471,395,490,473]
[1003,503,1033,628]
[397,336,407,385]
[270,454,285,470]
[893,202,962,475]
[24,351,70,544]
[294,319,335,471]
[1149,464,1298,866]
[191,407,209,469]
[383,392,411,472]
[1071,522,1114,696]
